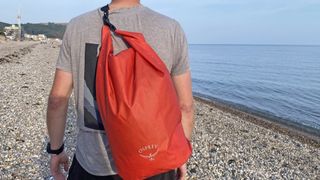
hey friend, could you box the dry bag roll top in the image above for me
[95,5,192,180]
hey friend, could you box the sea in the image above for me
[189,44,320,135]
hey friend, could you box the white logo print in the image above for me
[138,144,159,161]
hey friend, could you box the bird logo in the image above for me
[138,144,159,161]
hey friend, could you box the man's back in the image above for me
[55,4,190,176]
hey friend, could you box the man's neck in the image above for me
[109,0,141,10]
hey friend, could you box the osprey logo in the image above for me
[138,144,159,161]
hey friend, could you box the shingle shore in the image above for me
[0,42,319,179]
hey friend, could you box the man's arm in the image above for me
[172,71,194,140]
[47,69,73,149]
[172,71,194,180]
[46,69,73,179]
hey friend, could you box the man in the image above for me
[46,0,194,179]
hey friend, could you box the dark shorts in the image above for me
[67,156,177,180]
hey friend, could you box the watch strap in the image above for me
[46,142,64,155]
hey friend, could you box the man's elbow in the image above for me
[179,101,194,114]
[47,95,69,110]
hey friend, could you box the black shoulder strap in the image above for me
[101,5,117,32]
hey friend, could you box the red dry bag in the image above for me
[95,5,192,179]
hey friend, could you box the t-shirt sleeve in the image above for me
[56,22,72,72]
[171,22,190,76]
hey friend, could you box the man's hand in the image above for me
[50,151,69,180]
[176,163,187,180]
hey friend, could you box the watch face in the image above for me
[46,143,54,154]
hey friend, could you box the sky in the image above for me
[0,0,320,45]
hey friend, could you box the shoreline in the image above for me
[193,95,320,147]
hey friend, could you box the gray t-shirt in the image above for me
[56,5,190,176]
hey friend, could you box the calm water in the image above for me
[189,44,320,133]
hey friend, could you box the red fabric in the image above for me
[95,26,192,180]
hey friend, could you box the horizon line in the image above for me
[2,21,319,46]
[189,43,320,46]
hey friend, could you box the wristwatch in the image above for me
[46,142,64,155]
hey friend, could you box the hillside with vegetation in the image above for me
[0,22,67,39]
[0,22,10,30]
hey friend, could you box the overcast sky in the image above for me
[0,0,320,45]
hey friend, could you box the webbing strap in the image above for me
[101,5,117,32]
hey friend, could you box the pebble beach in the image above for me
[0,41,319,179]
